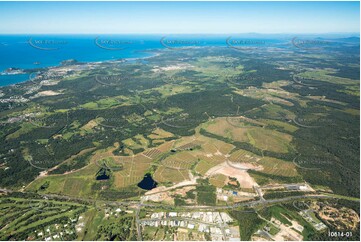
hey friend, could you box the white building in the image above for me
[187,223,195,229]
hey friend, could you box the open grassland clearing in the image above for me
[26,162,100,197]
[255,157,299,177]
[259,119,298,133]
[338,85,360,96]
[233,79,310,107]
[78,208,104,240]
[89,142,154,188]
[209,174,228,188]
[79,96,127,110]
[171,135,199,148]
[122,134,149,151]
[247,128,292,153]
[245,103,296,121]
[228,149,262,168]
[175,140,203,151]
[79,119,99,134]
[147,128,174,140]
[202,118,249,142]
[193,56,244,80]
[155,139,176,152]
[47,147,96,175]
[91,140,178,188]
[298,69,359,86]
[193,138,234,176]
[160,151,198,170]
[113,155,152,188]
[153,144,200,184]
[141,70,197,98]
[342,108,360,116]
[152,134,235,184]
[202,117,293,153]
[153,166,191,184]
[142,148,162,159]
[234,87,296,107]
[306,95,347,106]
[227,115,266,127]
[89,144,125,170]
[6,122,40,140]
[196,134,235,155]
[153,84,195,98]
[25,143,147,194]
[195,157,223,176]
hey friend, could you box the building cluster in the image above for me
[286,184,310,191]
[299,210,328,231]
[35,217,78,241]
[141,211,240,241]
[5,112,40,124]
[150,211,234,224]
[216,188,256,202]
[0,95,28,103]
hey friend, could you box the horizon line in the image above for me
[0,32,360,35]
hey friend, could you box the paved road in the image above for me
[0,188,358,211]
[254,186,265,202]
[135,204,142,241]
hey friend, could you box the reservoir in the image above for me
[137,173,158,190]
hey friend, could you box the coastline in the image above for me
[0,50,162,88]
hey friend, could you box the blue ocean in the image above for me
[0,35,160,86]
[0,35,285,87]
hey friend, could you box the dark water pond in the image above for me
[137,173,158,190]
[96,168,110,180]
[96,173,110,180]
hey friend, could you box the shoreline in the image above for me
[0,50,162,88]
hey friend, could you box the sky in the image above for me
[0,1,359,34]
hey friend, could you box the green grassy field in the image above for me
[0,196,86,241]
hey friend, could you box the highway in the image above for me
[0,187,356,211]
